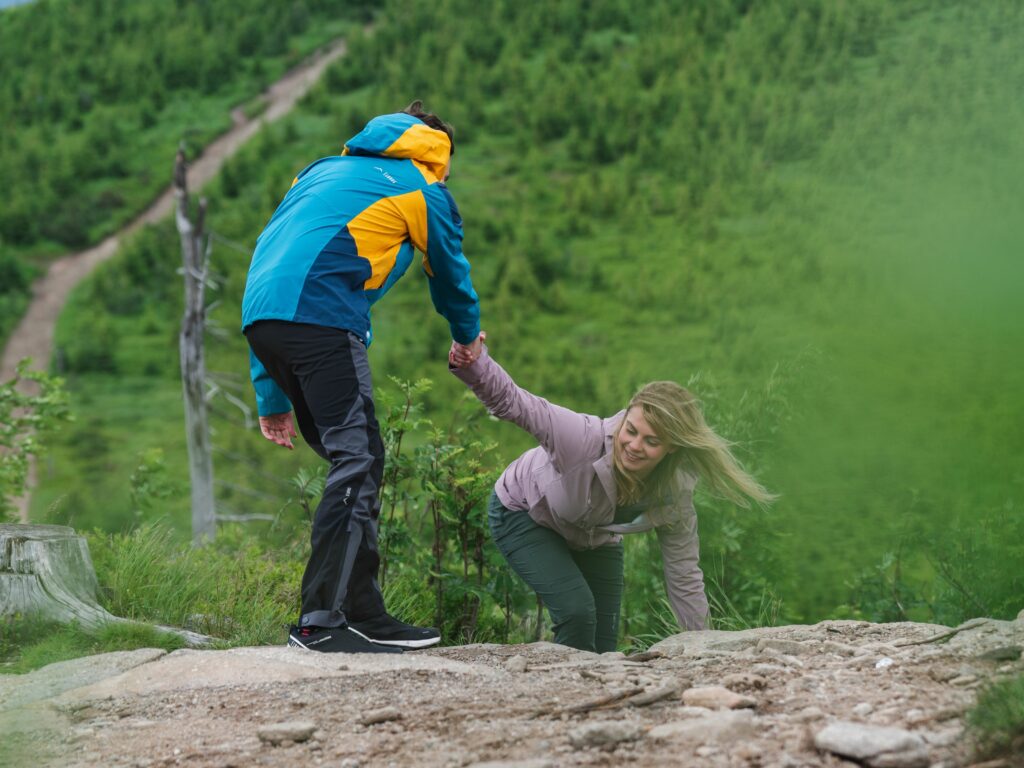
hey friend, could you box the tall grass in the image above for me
[87,523,303,646]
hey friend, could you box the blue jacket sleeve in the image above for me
[422,184,481,345]
[249,349,292,417]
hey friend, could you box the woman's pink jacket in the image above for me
[452,346,709,630]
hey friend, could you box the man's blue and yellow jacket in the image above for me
[241,112,480,416]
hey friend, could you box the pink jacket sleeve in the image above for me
[450,346,602,471]
[655,494,710,630]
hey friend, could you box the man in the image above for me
[242,101,483,653]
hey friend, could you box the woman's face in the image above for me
[617,407,673,477]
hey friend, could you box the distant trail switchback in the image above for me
[1,37,350,522]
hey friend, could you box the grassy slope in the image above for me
[0,0,360,348]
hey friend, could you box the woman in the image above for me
[450,337,774,652]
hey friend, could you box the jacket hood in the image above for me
[342,112,451,181]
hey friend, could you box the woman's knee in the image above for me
[550,592,597,650]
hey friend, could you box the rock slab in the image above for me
[648,710,756,744]
[814,721,930,768]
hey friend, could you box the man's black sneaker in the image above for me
[347,614,441,649]
[287,624,403,654]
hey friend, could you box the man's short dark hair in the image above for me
[402,100,455,155]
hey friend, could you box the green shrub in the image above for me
[968,675,1024,761]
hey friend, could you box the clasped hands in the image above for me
[449,331,487,369]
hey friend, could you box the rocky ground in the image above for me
[2,617,1022,768]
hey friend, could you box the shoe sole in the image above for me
[348,626,441,649]
[287,633,403,654]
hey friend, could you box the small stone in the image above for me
[358,707,403,726]
[257,721,318,746]
[904,709,926,725]
[814,721,929,768]
[568,720,642,749]
[977,645,1022,662]
[795,706,825,723]
[721,673,767,692]
[731,743,762,761]
[949,675,978,687]
[505,655,528,673]
[467,760,555,768]
[929,667,960,682]
[875,657,895,670]
[648,710,756,743]
[682,685,756,710]
[853,703,874,717]
[757,638,809,656]
[695,746,719,757]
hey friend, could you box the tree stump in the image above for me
[0,524,211,646]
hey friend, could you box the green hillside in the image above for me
[0,0,372,344]
[25,0,1024,640]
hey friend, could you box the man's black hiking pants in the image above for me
[245,320,386,629]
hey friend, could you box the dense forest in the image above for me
[0,0,371,342]
[6,0,1023,648]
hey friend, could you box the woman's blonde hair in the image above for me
[613,381,776,508]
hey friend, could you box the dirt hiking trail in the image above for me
[4,617,1023,768]
[1,37,349,521]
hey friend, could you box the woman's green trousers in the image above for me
[488,490,624,652]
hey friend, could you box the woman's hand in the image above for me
[449,331,487,368]
[259,412,297,449]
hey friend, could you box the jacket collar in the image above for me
[593,410,626,505]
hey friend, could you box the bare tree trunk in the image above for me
[173,147,216,545]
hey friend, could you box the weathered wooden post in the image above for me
[172,146,216,545]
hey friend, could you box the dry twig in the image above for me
[528,687,645,719]
[894,619,990,647]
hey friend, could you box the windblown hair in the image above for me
[613,381,776,508]
[402,99,455,155]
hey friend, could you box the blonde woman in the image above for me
[450,338,773,652]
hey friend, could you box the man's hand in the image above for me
[449,331,487,368]
[259,412,297,449]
